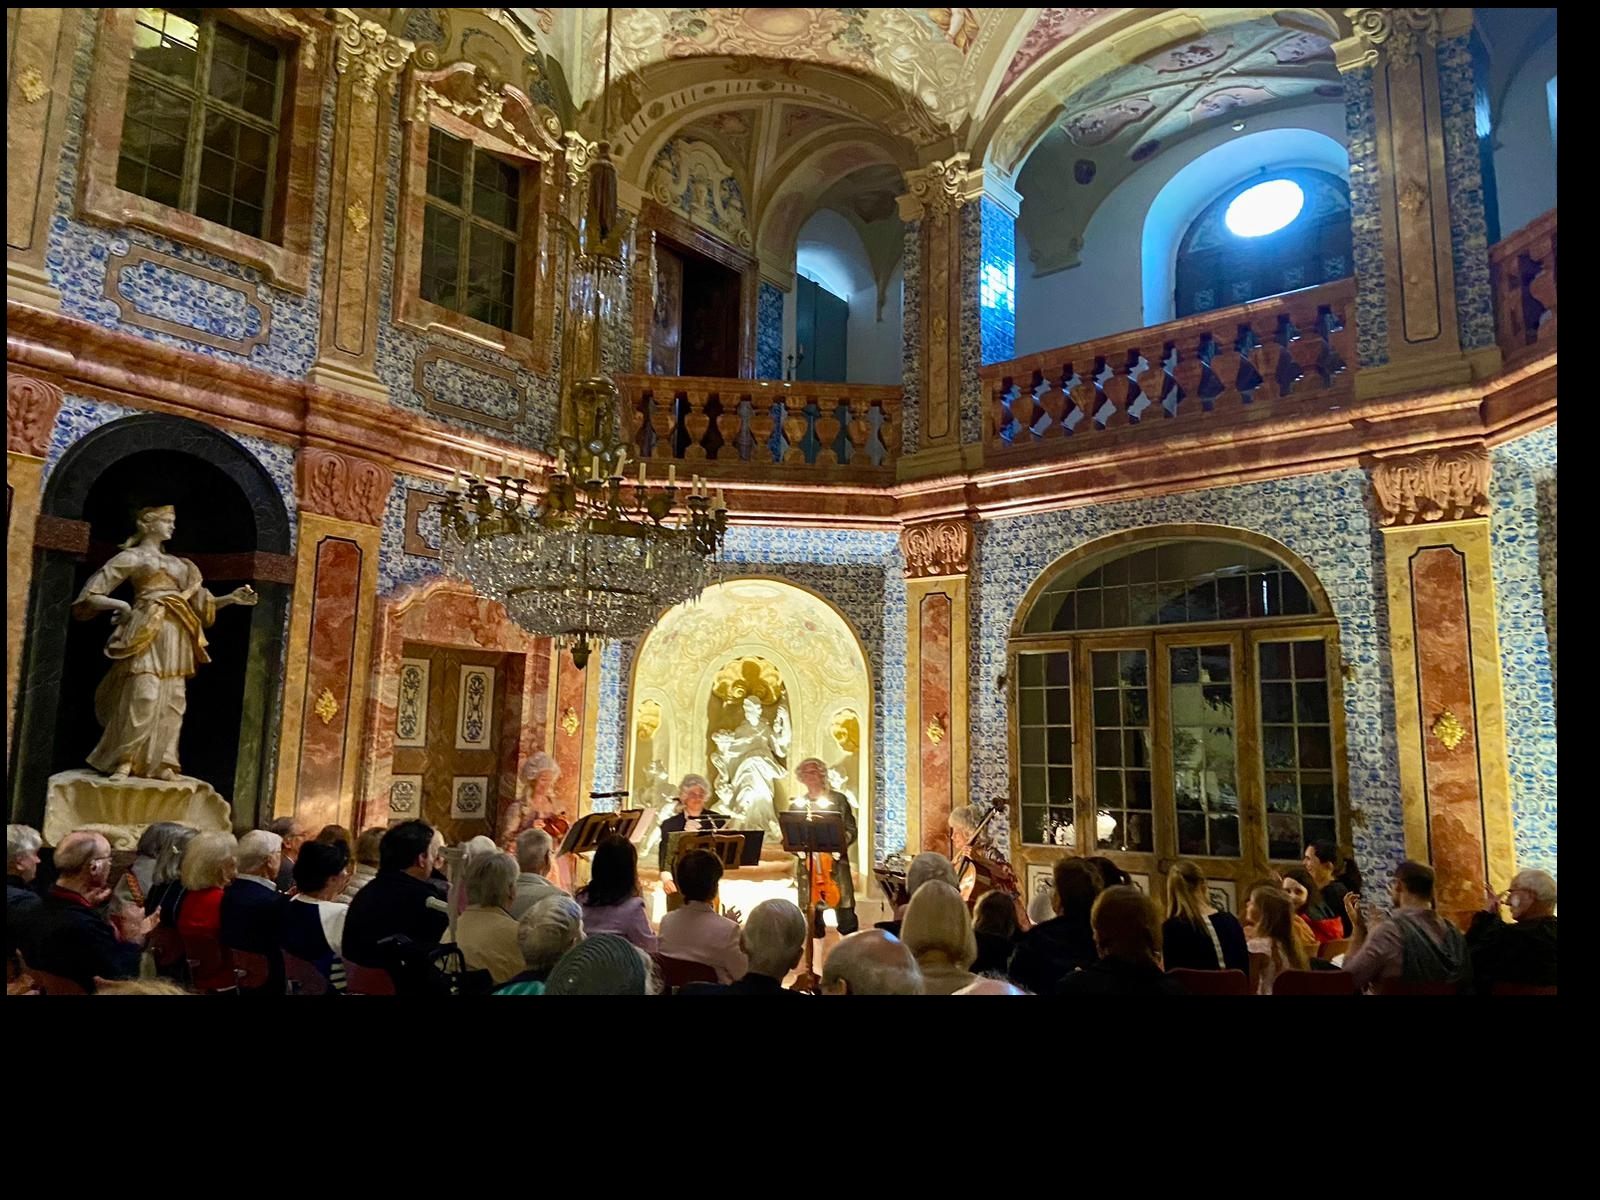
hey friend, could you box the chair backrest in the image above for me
[282,951,331,996]
[1317,938,1350,961]
[1271,968,1359,996]
[230,948,274,992]
[344,960,398,995]
[1168,968,1251,996]
[655,954,718,991]
[16,955,85,996]
[1375,977,1460,996]
[1247,951,1269,994]
[182,930,243,993]
[1488,981,1557,996]
[148,926,187,970]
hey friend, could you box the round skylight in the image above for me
[1224,178,1305,237]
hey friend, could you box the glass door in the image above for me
[1076,635,1159,885]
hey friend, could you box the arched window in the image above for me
[1008,530,1350,914]
[1174,168,1352,319]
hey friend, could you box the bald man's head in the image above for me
[819,930,923,995]
[54,830,112,889]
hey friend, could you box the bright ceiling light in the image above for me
[1224,178,1304,237]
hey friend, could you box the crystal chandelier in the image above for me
[438,10,729,669]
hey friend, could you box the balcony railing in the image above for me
[616,374,903,481]
[980,278,1356,458]
[1490,208,1556,368]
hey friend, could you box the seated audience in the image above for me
[954,978,1027,995]
[453,835,502,916]
[1282,865,1344,943]
[1027,886,1056,928]
[220,829,288,994]
[315,825,353,853]
[657,848,747,983]
[337,827,384,905]
[14,831,153,991]
[1007,857,1101,996]
[1243,884,1310,994]
[146,826,198,924]
[878,851,959,937]
[819,929,923,995]
[112,821,185,911]
[509,827,563,919]
[575,834,658,954]
[971,889,1021,977]
[343,820,450,993]
[1087,856,1132,889]
[1304,840,1362,936]
[267,817,309,892]
[6,825,43,959]
[281,840,354,991]
[455,850,525,986]
[902,880,979,994]
[544,932,662,996]
[1058,886,1186,996]
[1467,870,1557,994]
[497,894,585,994]
[1342,861,1469,993]
[176,832,240,991]
[684,898,810,996]
[1161,860,1250,973]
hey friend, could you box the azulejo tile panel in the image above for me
[379,471,448,596]
[1343,66,1389,369]
[959,202,985,447]
[1490,425,1557,874]
[978,195,1016,367]
[900,218,922,455]
[756,281,784,380]
[1436,35,1497,354]
[971,470,1406,886]
[594,640,630,794]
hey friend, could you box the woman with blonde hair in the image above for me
[1243,883,1309,994]
[175,831,239,991]
[901,880,979,994]
[1161,861,1250,973]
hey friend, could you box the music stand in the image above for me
[559,810,644,858]
[672,831,747,870]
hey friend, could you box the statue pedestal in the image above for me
[43,769,233,851]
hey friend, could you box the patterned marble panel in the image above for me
[1490,425,1557,874]
[900,218,922,455]
[971,469,1406,886]
[978,195,1016,367]
[1436,34,1497,353]
[43,17,332,377]
[958,202,984,446]
[1343,65,1389,369]
[756,281,784,379]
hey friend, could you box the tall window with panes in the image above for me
[117,8,285,240]
[420,128,522,332]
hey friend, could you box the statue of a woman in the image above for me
[72,505,257,783]
[710,694,790,837]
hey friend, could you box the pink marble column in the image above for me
[919,592,954,853]
[294,536,362,829]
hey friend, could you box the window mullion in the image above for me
[182,16,215,217]
[456,144,476,307]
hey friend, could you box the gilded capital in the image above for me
[901,519,973,579]
[1368,445,1490,527]
[333,11,414,105]
[1339,8,1470,68]
[898,153,976,221]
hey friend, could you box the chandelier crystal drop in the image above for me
[438,8,729,669]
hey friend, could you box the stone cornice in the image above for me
[1367,443,1491,527]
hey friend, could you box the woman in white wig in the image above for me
[500,752,572,889]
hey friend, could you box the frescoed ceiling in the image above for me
[1011,16,1344,275]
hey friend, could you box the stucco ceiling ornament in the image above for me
[413,66,559,160]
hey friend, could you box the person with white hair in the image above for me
[819,929,923,995]
[953,978,1028,995]
[877,851,959,938]
[221,828,288,994]
[13,830,154,991]
[790,756,859,935]
[509,826,564,919]
[901,880,980,994]
[455,850,524,985]
[6,825,44,934]
[500,753,569,885]
[1467,868,1558,994]
[496,893,586,994]
[681,897,811,996]
[112,821,187,911]
[656,773,731,903]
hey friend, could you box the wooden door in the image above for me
[650,246,683,375]
[794,275,849,382]
[389,643,507,844]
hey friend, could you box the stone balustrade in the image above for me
[980,278,1356,459]
[1490,208,1557,368]
[615,374,903,480]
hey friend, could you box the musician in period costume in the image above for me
[790,757,858,935]
[657,774,731,895]
[951,803,1029,929]
[500,753,574,891]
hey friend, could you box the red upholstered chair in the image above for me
[283,951,331,996]
[182,931,245,994]
[1271,969,1359,996]
[655,954,718,991]
[148,926,187,973]
[1489,981,1557,996]
[1374,977,1460,996]
[1167,968,1251,996]
[344,961,398,995]
[16,956,85,996]
[229,949,274,992]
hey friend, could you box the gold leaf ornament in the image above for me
[314,687,340,724]
[18,66,48,104]
[1431,709,1467,751]
[560,706,580,736]
[346,200,369,233]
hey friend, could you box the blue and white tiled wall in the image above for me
[958,203,984,447]
[1490,424,1557,874]
[1344,65,1389,370]
[756,281,784,379]
[969,469,1406,886]
[1436,35,1497,353]
[978,195,1016,367]
[899,219,922,455]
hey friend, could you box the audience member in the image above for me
[6,825,43,958]
[281,840,353,991]
[454,850,524,985]
[544,932,661,996]
[1027,886,1056,927]
[878,851,959,937]
[576,834,658,954]
[267,817,308,892]
[1087,856,1132,888]
[657,848,746,983]
[176,832,239,990]
[1007,857,1101,996]
[1282,865,1343,943]
[337,827,384,905]
[684,898,810,996]
[1467,870,1557,994]
[315,825,353,852]
[95,978,192,996]
[13,831,152,990]
[451,835,501,916]
[1243,884,1309,994]
[1304,840,1362,936]
[221,829,288,994]
[146,826,198,923]
[1342,861,1469,993]
[1058,886,1185,996]
[819,929,923,995]
[1161,859,1249,973]
[954,978,1027,995]
[901,880,979,994]
[343,820,450,992]
[971,890,1020,976]
[497,894,585,994]
[508,827,563,919]
[111,821,185,911]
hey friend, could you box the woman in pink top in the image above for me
[575,834,657,954]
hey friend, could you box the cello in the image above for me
[954,797,1030,930]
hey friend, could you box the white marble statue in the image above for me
[72,505,257,782]
[710,695,790,838]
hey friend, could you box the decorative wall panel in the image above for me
[455,664,495,750]
[389,773,422,818]
[395,657,430,747]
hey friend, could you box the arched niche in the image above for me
[627,576,874,877]
[9,414,292,830]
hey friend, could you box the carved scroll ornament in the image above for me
[1369,447,1490,526]
[901,153,974,220]
[6,374,64,458]
[1347,8,1444,63]
[333,14,414,105]
[298,447,394,526]
[901,519,973,578]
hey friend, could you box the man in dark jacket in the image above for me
[267,817,308,892]
[1056,885,1186,996]
[221,829,289,995]
[13,831,153,991]
[1467,869,1558,994]
[6,824,44,960]
[343,820,449,993]
[1008,857,1102,996]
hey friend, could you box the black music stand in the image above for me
[668,829,765,871]
[559,809,644,857]
[780,809,847,946]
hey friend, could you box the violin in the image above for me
[537,812,571,841]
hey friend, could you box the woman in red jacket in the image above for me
[1282,865,1344,944]
[176,831,239,990]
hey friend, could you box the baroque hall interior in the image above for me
[4,6,1556,996]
